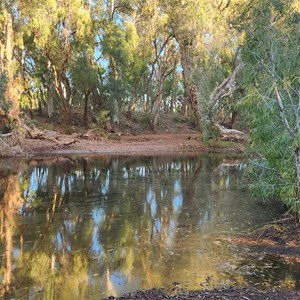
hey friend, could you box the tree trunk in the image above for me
[170,70,177,113]
[1,8,19,121]
[83,91,90,127]
[111,98,119,124]
[150,77,164,131]
[180,43,201,128]
[51,64,73,124]
[296,147,300,221]
[127,89,137,119]
[207,63,243,140]
[47,96,54,118]
[0,175,23,297]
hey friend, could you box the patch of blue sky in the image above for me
[147,188,154,204]
[91,237,104,256]
[93,208,104,226]
[154,218,161,234]
[122,167,129,179]
[172,194,183,213]
[55,232,63,252]
[64,220,76,234]
[138,166,146,177]
[101,170,110,194]
[174,179,182,193]
[151,199,157,219]
[166,217,177,247]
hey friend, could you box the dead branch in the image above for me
[213,122,245,141]
[209,63,242,113]
[21,123,77,146]
[208,57,246,141]
[0,132,13,138]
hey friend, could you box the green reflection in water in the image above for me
[0,154,298,299]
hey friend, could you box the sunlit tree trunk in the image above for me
[0,7,19,121]
[107,0,120,124]
[150,37,176,131]
[295,147,300,220]
[83,90,91,127]
[150,74,164,131]
[170,68,178,113]
[51,64,73,124]
[180,43,201,128]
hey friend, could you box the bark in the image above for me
[209,64,241,116]
[47,96,54,118]
[296,147,300,221]
[150,37,176,131]
[150,76,164,131]
[180,43,201,128]
[213,122,245,141]
[107,1,120,124]
[0,8,19,121]
[208,63,245,140]
[127,89,137,119]
[83,90,91,127]
[21,123,77,145]
[51,64,73,124]
[170,69,178,113]
[111,98,120,124]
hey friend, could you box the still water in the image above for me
[0,154,299,299]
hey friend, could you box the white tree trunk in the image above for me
[180,43,201,128]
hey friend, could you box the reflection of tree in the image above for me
[0,172,24,297]
[0,155,290,298]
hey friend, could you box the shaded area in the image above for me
[106,287,300,300]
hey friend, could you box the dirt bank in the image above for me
[20,131,244,157]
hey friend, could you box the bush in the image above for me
[95,110,110,128]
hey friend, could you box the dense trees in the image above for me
[0,0,241,129]
[0,0,299,215]
[239,0,300,216]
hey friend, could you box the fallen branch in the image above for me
[213,122,246,141]
[0,132,13,138]
[21,123,77,146]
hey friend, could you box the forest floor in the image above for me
[20,113,244,157]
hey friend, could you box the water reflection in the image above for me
[0,155,297,299]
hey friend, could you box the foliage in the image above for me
[95,110,110,128]
[205,139,239,149]
[0,73,12,115]
[239,0,300,211]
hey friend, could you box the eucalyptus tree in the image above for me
[21,0,96,124]
[148,23,178,129]
[239,0,300,216]
[195,0,245,140]
[100,0,137,123]
[0,0,20,127]
[161,0,213,128]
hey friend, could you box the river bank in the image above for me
[106,286,300,299]
[20,131,244,158]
